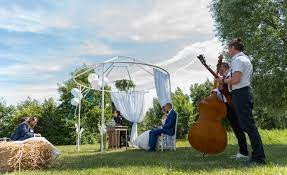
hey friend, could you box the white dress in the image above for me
[134,116,167,151]
[134,130,151,150]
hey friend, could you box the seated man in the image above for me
[10,117,41,141]
[148,103,177,152]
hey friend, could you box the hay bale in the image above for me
[0,140,55,172]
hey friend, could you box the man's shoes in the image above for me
[231,153,249,160]
[245,159,266,166]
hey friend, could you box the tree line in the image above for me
[1,76,286,145]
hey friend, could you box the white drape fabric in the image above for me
[153,69,172,106]
[134,130,151,150]
[110,91,148,145]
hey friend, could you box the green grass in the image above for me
[7,130,287,175]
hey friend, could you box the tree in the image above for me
[14,97,43,133]
[142,88,195,139]
[190,79,213,107]
[57,65,113,144]
[172,88,195,138]
[0,98,16,138]
[37,98,75,145]
[141,99,162,132]
[210,0,287,129]
[0,97,44,138]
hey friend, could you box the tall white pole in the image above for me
[77,86,82,152]
[100,64,105,153]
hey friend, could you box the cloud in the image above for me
[85,0,215,42]
[0,84,59,105]
[161,38,223,72]
[0,63,64,76]
[130,0,214,42]
[0,0,215,42]
[47,0,214,43]
[164,38,223,93]
[75,41,119,56]
[0,55,82,85]
[0,5,73,32]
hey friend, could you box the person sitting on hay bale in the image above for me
[0,117,61,172]
[10,117,41,141]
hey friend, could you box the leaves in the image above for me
[114,79,136,91]
[142,87,195,138]
[189,79,213,107]
[211,0,287,128]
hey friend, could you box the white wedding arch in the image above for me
[71,56,172,153]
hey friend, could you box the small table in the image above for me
[107,126,128,149]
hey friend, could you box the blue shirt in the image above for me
[10,122,34,141]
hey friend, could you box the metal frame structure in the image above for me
[72,56,171,153]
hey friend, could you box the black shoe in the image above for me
[246,159,266,166]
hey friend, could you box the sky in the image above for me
[0,0,224,105]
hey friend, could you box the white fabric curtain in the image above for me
[110,91,148,145]
[153,69,172,106]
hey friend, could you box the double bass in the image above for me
[188,55,229,155]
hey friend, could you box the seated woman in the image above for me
[114,110,123,126]
[134,106,168,150]
[10,117,41,141]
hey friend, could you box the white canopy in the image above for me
[72,56,172,152]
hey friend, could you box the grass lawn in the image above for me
[8,130,287,175]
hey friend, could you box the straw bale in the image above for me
[0,140,55,172]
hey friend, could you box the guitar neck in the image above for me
[203,65,219,78]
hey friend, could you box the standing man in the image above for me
[217,38,266,165]
[214,60,249,159]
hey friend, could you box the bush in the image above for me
[254,107,287,130]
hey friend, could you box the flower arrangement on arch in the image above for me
[114,79,136,91]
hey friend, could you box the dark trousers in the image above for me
[148,129,168,151]
[231,86,266,161]
[226,103,248,156]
